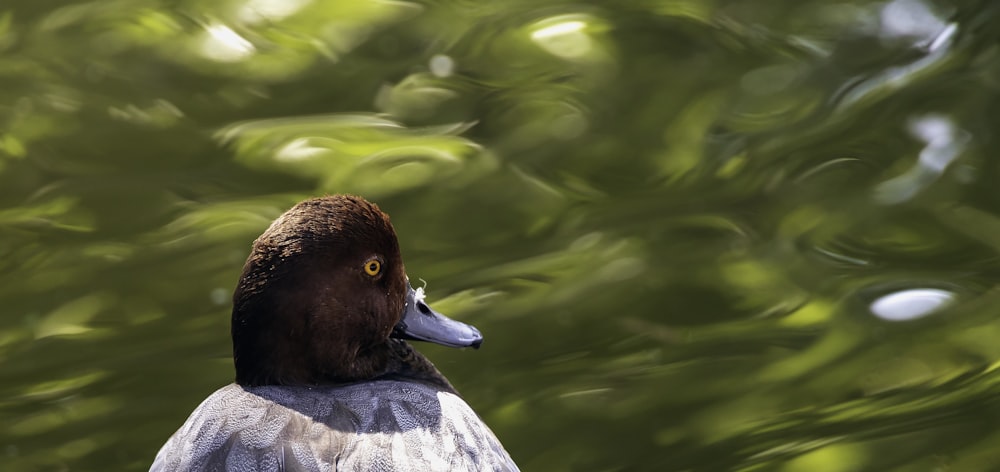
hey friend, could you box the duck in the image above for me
[151,195,518,471]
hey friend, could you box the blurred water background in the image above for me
[4,0,1000,470]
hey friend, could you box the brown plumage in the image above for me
[233,195,437,387]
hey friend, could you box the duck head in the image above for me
[231,195,481,387]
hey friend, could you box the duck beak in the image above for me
[391,282,483,349]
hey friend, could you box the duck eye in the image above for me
[364,260,381,276]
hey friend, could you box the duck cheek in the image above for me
[378,308,399,339]
[363,303,395,340]
[374,292,403,337]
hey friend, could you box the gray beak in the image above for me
[391,281,483,348]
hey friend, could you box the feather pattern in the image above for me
[151,380,518,472]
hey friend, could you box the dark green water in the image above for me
[4,0,1000,470]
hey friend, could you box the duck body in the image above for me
[151,380,516,471]
[150,195,518,471]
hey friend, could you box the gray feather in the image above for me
[151,380,518,472]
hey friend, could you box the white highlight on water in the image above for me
[870,288,954,321]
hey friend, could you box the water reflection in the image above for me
[530,15,595,59]
[428,54,455,78]
[238,0,312,24]
[874,114,969,204]
[869,287,955,321]
[217,114,489,197]
[3,0,1000,470]
[880,0,949,42]
[200,23,255,63]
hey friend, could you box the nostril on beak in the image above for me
[417,302,431,315]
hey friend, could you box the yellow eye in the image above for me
[364,260,381,276]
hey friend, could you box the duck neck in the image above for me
[378,339,459,395]
[233,308,458,394]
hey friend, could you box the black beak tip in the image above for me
[470,338,483,350]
